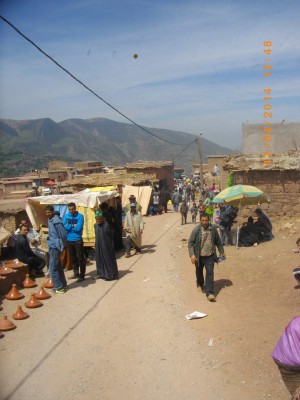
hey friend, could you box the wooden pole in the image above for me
[196,135,203,189]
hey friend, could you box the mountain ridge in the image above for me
[0,117,232,178]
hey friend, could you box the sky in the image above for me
[0,0,300,149]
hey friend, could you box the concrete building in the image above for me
[243,122,300,154]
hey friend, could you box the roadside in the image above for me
[0,211,299,399]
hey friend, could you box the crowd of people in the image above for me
[10,177,275,298]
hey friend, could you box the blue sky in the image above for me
[0,0,300,149]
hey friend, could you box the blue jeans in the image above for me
[173,204,179,212]
[49,248,67,290]
[196,254,215,295]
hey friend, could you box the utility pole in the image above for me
[196,133,203,189]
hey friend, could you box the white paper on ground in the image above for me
[185,311,207,320]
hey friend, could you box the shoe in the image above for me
[69,274,80,279]
[34,271,45,277]
[94,275,103,280]
[197,283,205,293]
[207,294,216,302]
[76,277,85,283]
[52,288,66,294]
[63,286,68,291]
[125,253,130,258]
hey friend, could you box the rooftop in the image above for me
[126,160,174,169]
[224,151,300,171]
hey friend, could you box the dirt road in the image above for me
[0,210,299,399]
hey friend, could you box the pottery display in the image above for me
[5,260,27,270]
[0,315,16,331]
[35,285,51,300]
[25,293,43,308]
[44,277,54,289]
[12,305,30,320]
[0,266,14,276]
[22,274,37,288]
[5,284,25,300]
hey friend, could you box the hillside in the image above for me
[0,117,232,178]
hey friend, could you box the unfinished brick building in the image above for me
[223,151,300,219]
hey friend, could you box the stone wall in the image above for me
[0,210,28,233]
[233,170,300,219]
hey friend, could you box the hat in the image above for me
[130,202,137,207]
[129,195,136,199]
[95,211,104,218]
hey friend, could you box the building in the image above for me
[125,161,174,188]
[243,122,300,154]
[0,178,34,199]
[224,151,300,219]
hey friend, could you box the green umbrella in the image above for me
[213,185,271,247]
[213,185,270,206]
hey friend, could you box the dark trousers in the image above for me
[195,254,215,295]
[125,236,141,253]
[181,212,187,224]
[67,240,86,277]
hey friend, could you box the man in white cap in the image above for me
[123,195,142,214]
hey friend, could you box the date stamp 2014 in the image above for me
[262,41,272,164]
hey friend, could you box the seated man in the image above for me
[15,224,45,276]
[15,219,48,270]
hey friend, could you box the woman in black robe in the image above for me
[94,212,118,281]
[254,208,274,241]
[238,217,264,247]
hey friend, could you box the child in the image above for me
[179,199,188,225]
[293,238,300,254]
[293,268,300,286]
[190,202,199,224]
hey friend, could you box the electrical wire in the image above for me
[0,15,195,147]
[172,139,196,161]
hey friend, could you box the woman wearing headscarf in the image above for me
[94,211,118,281]
[254,208,274,241]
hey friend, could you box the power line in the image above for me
[0,15,195,147]
[172,140,196,161]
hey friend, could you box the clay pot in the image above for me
[0,266,14,276]
[5,284,25,300]
[12,305,30,320]
[44,277,54,289]
[22,274,37,288]
[35,285,51,300]
[0,315,16,331]
[5,260,27,270]
[25,293,43,308]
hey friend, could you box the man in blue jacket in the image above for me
[62,202,86,282]
[45,205,67,293]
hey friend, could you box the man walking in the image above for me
[62,202,86,282]
[172,189,182,212]
[188,213,225,301]
[45,206,67,294]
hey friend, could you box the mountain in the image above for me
[0,117,232,178]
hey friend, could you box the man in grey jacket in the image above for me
[188,213,225,301]
[171,189,182,212]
